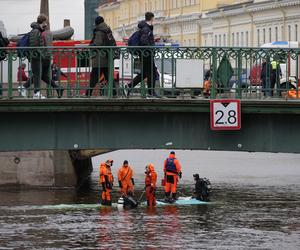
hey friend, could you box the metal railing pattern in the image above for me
[0,46,299,99]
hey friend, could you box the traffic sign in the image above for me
[210,99,241,130]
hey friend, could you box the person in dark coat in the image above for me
[20,14,64,98]
[260,59,271,97]
[86,16,116,96]
[126,12,157,97]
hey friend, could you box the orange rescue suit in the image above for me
[99,162,114,203]
[118,165,134,195]
[164,154,181,195]
[145,164,157,207]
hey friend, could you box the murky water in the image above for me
[0,150,300,249]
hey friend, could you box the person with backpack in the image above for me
[125,12,157,97]
[86,16,117,97]
[18,14,64,99]
[163,151,182,202]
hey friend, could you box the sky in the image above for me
[0,0,85,39]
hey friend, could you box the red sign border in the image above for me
[210,99,241,131]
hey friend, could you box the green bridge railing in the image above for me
[0,46,299,99]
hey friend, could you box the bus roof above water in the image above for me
[261,41,299,48]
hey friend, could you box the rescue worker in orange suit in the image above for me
[145,163,157,207]
[99,159,114,206]
[118,160,135,196]
[164,151,182,201]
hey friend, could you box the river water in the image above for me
[0,150,300,249]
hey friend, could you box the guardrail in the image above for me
[0,46,299,99]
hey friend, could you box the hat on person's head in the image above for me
[123,160,128,165]
[95,16,104,25]
[170,151,175,155]
[106,159,113,166]
[193,174,200,179]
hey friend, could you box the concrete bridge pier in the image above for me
[0,150,106,188]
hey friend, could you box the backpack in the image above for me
[0,32,9,61]
[91,29,119,60]
[103,30,116,47]
[104,30,120,60]
[128,30,141,46]
[16,32,31,58]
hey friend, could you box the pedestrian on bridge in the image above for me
[19,14,64,99]
[125,12,157,97]
[86,16,117,97]
[99,159,114,206]
[164,151,182,202]
[270,58,282,96]
[118,160,135,196]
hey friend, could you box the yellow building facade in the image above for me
[97,0,239,45]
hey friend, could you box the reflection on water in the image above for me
[0,184,299,249]
[0,150,300,249]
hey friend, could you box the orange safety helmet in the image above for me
[147,163,155,172]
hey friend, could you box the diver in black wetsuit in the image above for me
[193,174,210,202]
[118,191,138,209]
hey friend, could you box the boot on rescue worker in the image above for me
[164,151,182,202]
[99,159,114,206]
[118,160,135,196]
[145,163,157,207]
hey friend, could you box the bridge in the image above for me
[0,45,300,186]
[0,98,300,153]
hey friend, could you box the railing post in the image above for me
[140,48,146,98]
[161,51,165,96]
[0,60,3,97]
[266,55,271,97]
[211,48,217,99]
[8,50,13,98]
[297,51,299,99]
[108,47,114,98]
[237,49,242,99]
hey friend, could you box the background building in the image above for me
[85,0,106,39]
[95,0,300,47]
[96,0,240,45]
[204,0,300,47]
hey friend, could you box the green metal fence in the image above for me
[0,46,299,99]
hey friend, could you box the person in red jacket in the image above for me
[145,163,157,207]
[164,151,182,201]
[17,64,29,82]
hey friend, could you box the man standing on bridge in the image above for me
[99,159,114,206]
[118,160,135,196]
[164,151,182,202]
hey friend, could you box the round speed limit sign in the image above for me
[210,100,241,130]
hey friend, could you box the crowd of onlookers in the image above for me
[0,12,291,99]
[0,11,158,99]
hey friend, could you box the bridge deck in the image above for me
[1,98,300,114]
